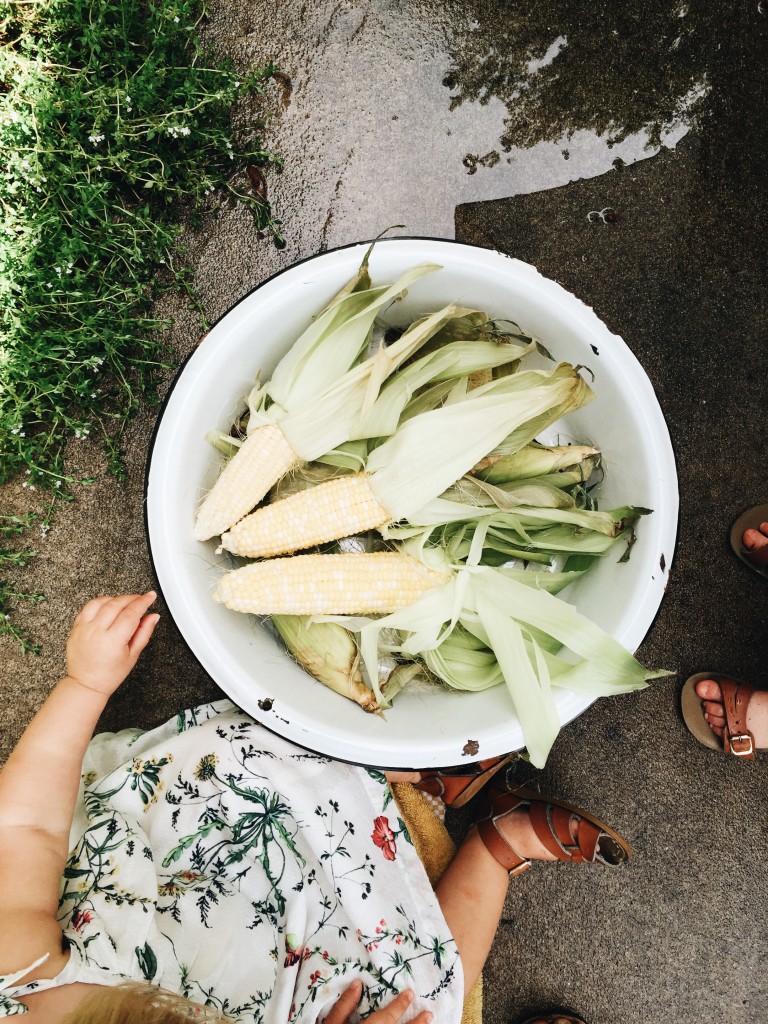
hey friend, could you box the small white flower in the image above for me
[173,14,179,21]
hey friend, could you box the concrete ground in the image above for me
[1,2,766,1022]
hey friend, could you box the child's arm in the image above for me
[0,592,159,982]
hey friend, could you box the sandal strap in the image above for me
[475,816,531,875]
[415,755,512,807]
[719,678,757,759]
[529,803,603,863]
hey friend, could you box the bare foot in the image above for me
[694,678,768,748]
[743,520,768,556]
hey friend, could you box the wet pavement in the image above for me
[2,1,767,1022]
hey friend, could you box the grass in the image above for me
[0,0,281,651]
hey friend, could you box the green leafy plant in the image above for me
[0,0,281,649]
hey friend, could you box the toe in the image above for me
[695,679,722,701]
[702,700,726,721]
[743,526,768,550]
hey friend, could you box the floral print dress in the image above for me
[0,700,462,1021]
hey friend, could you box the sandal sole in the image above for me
[501,784,633,862]
[730,503,768,577]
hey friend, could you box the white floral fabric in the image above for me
[0,700,462,1021]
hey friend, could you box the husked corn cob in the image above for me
[195,424,296,541]
[213,552,450,615]
[219,474,389,558]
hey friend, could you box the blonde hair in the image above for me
[61,981,233,1024]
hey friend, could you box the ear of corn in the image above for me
[271,615,381,713]
[213,552,450,615]
[219,474,389,557]
[194,424,297,541]
[365,363,593,522]
[472,443,600,482]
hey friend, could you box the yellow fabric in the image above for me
[390,783,482,1024]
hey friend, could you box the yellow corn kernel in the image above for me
[212,552,449,615]
[218,474,389,558]
[195,423,297,541]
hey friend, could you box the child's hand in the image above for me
[322,982,433,1024]
[66,592,160,697]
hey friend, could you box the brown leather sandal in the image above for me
[681,672,763,759]
[730,503,768,577]
[414,753,514,808]
[476,785,632,874]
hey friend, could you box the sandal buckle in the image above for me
[729,733,754,756]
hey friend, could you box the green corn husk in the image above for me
[473,443,600,484]
[278,303,483,461]
[352,333,535,440]
[204,430,243,458]
[366,363,594,522]
[327,560,669,768]
[247,262,441,423]
[267,462,350,502]
[272,616,381,713]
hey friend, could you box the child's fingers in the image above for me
[322,980,362,1024]
[107,593,158,637]
[77,596,114,623]
[127,612,160,658]
[93,594,145,629]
